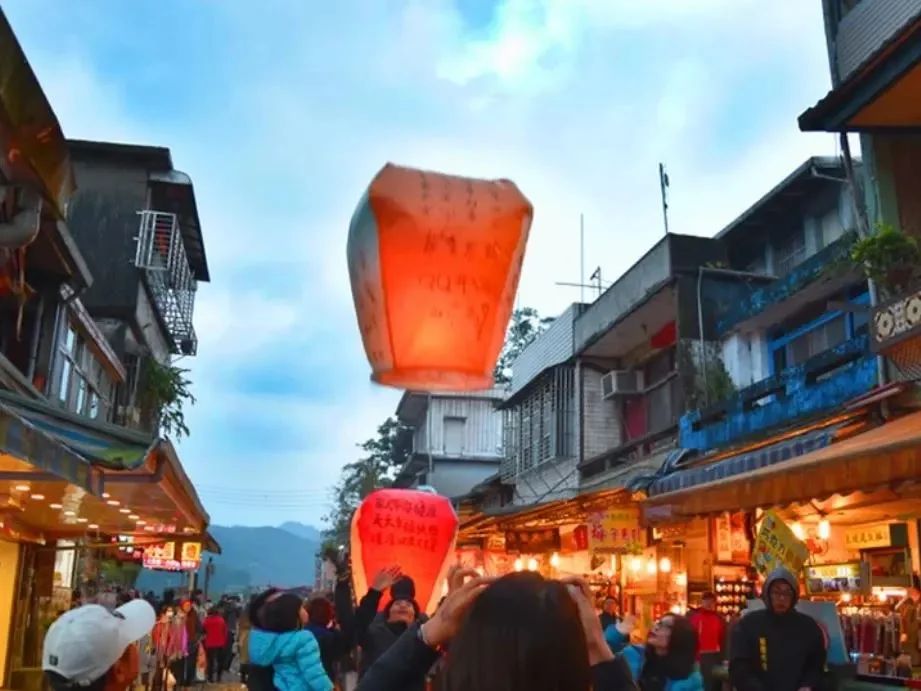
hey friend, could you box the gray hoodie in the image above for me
[761,566,799,609]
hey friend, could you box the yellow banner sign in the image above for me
[752,511,809,576]
[844,523,891,550]
[588,506,646,553]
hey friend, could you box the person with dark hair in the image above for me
[730,567,825,691]
[354,570,636,691]
[689,593,725,691]
[306,596,353,681]
[353,567,425,687]
[202,607,229,683]
[248,591,332,691]
[42,600,156,691]
[606,613,704,691]
[600,596,620,632]
[244,589,282,691]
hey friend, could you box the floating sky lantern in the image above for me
[350,487,459,614]
[347,164,533,391]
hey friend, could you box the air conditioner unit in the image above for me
[601,370,644,399]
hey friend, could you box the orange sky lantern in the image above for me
[347,163,533,391]
[351,488,458,614]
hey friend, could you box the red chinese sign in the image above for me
[142,542,202,572]
[351,488,458,614]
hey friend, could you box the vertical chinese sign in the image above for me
[351,488,458,614]
[587,506,646,554]
[752,511,809,576]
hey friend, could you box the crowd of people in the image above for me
[41,563,829,691]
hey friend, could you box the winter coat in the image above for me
[249,628,332,691]
[203,614,229,649]
[355,622,636,691]
[729,566,826,691]
[605,627,704,691]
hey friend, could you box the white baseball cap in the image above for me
[43,600,156,686]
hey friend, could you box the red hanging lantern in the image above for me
[347,164,533,391]
[350,488,458,614]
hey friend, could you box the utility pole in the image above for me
[659,162,670,235]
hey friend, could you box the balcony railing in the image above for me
[716,233,857,335]
[679,335,876,451]
[134,210,198,355]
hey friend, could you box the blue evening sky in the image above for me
[3,0,846,528]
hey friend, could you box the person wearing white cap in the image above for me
[43,599,156,691]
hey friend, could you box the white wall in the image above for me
[413,395,503,459]
[509,304,582,396]
[721,329,770,389]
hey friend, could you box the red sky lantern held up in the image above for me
[351,488,459,614]
[347,163,533,391]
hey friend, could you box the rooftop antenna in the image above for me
[659,162,670,235]
[580,213,585,304]
[589,267,602,297]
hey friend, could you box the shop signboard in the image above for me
[752,511,809,576]
[142,541,202,571]
[714,515,748,563]
[843,522,908,550]
[504,529,561,554]
[588,506,646,553]
[804,561,869,596]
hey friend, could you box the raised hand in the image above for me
[371,565,402,592]
[561,576,615,665]
[421,575,493,647]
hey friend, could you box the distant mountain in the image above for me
[278,522,323,543]
[135,523,320,596]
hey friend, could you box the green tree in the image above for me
[323,417,413,546]
[493,307,555,385]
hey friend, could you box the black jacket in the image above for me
[355,622,637,691]
[354,589,429,691]
[729,569,826,691]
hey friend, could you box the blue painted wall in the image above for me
[716,232,857,335]
[679,334,877,451]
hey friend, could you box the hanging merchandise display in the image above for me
[347,163,533,391]
[350,487,459,613]
[714,577,756,619]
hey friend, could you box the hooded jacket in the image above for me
[729,567,826,691]
[249,628,333,691]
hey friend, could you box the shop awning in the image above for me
[798,17,921,132]
[0,10,75,218]
[647,425,837,497]
[0,400,102,494]
[642,411,921,522]
[0,390,150,469]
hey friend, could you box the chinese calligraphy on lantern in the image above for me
[587,507,646,553]
[752,511,808,577]
[364,495,443,553]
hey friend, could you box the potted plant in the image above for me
[850,222,921,297]
[138,357,196,439]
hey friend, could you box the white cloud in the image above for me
[4,0,845,526]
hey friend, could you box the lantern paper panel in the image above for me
[350,488,458,614]
[347,163,533,391]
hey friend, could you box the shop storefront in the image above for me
[641,409,921,687]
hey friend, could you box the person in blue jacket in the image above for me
[248,591,333,691]
[605,613,704,691]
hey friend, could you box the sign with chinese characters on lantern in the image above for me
[142,542,202,572]
[504,529,561,554]
[752,511,808,576]
[351,488,458,614]
[587,506,646,553]
[347,164,533,391]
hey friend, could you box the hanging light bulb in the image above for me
[659,557,672,573]
[841,592,852,603]
[675,572,688,587]
[514,557,523,572]
[791,522,806,540]
[818,519,830,540]
[646,559,657,575]
[527,557,538,571]
[630,556,642,572]
[550,552,560,568]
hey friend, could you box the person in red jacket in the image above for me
[202,607,229,683]
[689,591,725,691]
